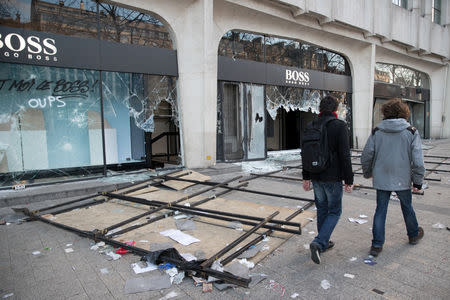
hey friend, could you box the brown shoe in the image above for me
[409,227,424,245]
[369,246,382,257]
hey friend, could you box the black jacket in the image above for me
[302,112,354,185]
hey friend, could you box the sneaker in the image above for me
[321,241,335,253]
[409,227,424,245]
[369,246,383,257]
[310,242,321,264]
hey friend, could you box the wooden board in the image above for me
[161,170,210,190]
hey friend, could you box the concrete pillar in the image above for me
[348,44,376,149]
[429,66,447,138]
[440,63,450,138]
[175,0,217,168]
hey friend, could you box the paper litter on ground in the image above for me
[106,251,121,260]
[291,293,299,298]
[132,262,158,274]
[350,257,357,261]
[432,223,445,229]
[344,273,355,279]
[348,217,368,224]
[32,251,41,255]
[321,279,331,290]
[160,229,200,246]
[100,268,109,274]
[64,248,74,253]
[180,253,197,261]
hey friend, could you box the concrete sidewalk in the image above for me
[0,140,449,299]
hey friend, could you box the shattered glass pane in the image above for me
[0,62,101,176]
[102,72,178,163]
[246,84,265,159]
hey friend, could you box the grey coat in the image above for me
[361,118,425,191]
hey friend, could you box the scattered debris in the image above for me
[390,193,399,201]
[372,288,385,295]
[100,268,109,274]
[307,217,315,221]
[1,293,13,299]
[349,257,357,262]
[238,242,266,259]
[132,261,158,274]
[106,251,121,261]
[173,214,189,220]
[224,261,250,278]
[238,258,255,269]
[364,258,377,266]
[248,273,267,288]
[124,273,171,294]
[291,293,299,298]
[265,280,286,296]
[303,244,310,250]
[432,223,445,229]
[116,241,136,254]
[308,231,315,234]
[213,281,234,291]
[348,217,368,224]
[194,250,206,260]
[180,253,197,262]
[139,240,149,243]
[320,279,331,290]
[165,267,178,277]
[175,219,196,231]
[66,243,72,247]
[32,251,41,255]
[172,271,185,284]
[159,291,178,300]
[160,229,200,246]
[359,214,368,218]
[192,276,207,287]
[227,221,243,231]
[64,248,74,253]
[202,282,213,293]
[344,273,355,279]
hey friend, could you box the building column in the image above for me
[175,0,217,168]
[348,43,376,149]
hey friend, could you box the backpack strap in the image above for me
[372,127,379,135]
[406,126,416,134]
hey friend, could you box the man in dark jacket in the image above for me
[361,98,425,257]
[302,95,354,264]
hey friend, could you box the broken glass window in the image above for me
[0,62,101,175]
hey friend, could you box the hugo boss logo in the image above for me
[285,69,310,86]
[0,32,58,62]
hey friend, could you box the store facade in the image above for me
[216,30,352,161]
[0,0,180,185]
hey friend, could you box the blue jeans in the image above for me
[372,189,419,248]
[311,181,343,251]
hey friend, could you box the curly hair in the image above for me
[319,95,339,112]
[382,98,410,120]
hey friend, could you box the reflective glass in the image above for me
[265,37,300,67]
[0,61,101,174]
[232,32,264,62]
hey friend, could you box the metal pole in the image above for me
[163,175,314,202]
[201,211,280,268]
[221,202,314,265]
[101,175,242,234]
[103,193,301,235]
[21,208,250,287]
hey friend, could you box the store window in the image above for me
[0,62,101,172]
[392,0,408,9]
[374,63,430,138]
[432,0,441,25]
[0,1,179,185]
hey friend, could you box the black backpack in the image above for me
[301,117,335,173]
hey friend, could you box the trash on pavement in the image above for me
[372,288,385,295]
[202,282,213,293]
[115,241,135,254]
[321,279,331,290]
[238,242,266,259]
[1,293,13,299]
[348,217,368,224]
[359,214,368,218]
[165,267,178,277]
[64,248,74,253]
[303,244,310,249]
[344,273,355,279]
[265,280,286,296]
[349,257,357,262]
[224,261,250,279]
[100,268,109,274]
[364,258,377,266]
[132,261,158,274]
[158,291,178,300]
[106,251,121,260]
[180,253,197,261]
[192,276,207,287]
[160,229,200,246]
[248,273,267,288]
[237,258,254,269]
[432,223,445,229]
[291,293,299,298]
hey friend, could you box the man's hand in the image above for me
[412,187,421,193]
[303,180,312,191]
[344,184,353,193]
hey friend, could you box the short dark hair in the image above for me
[382,98,410,120]
[319,95,339,112]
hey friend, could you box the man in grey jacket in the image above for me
[361,98,425,257]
